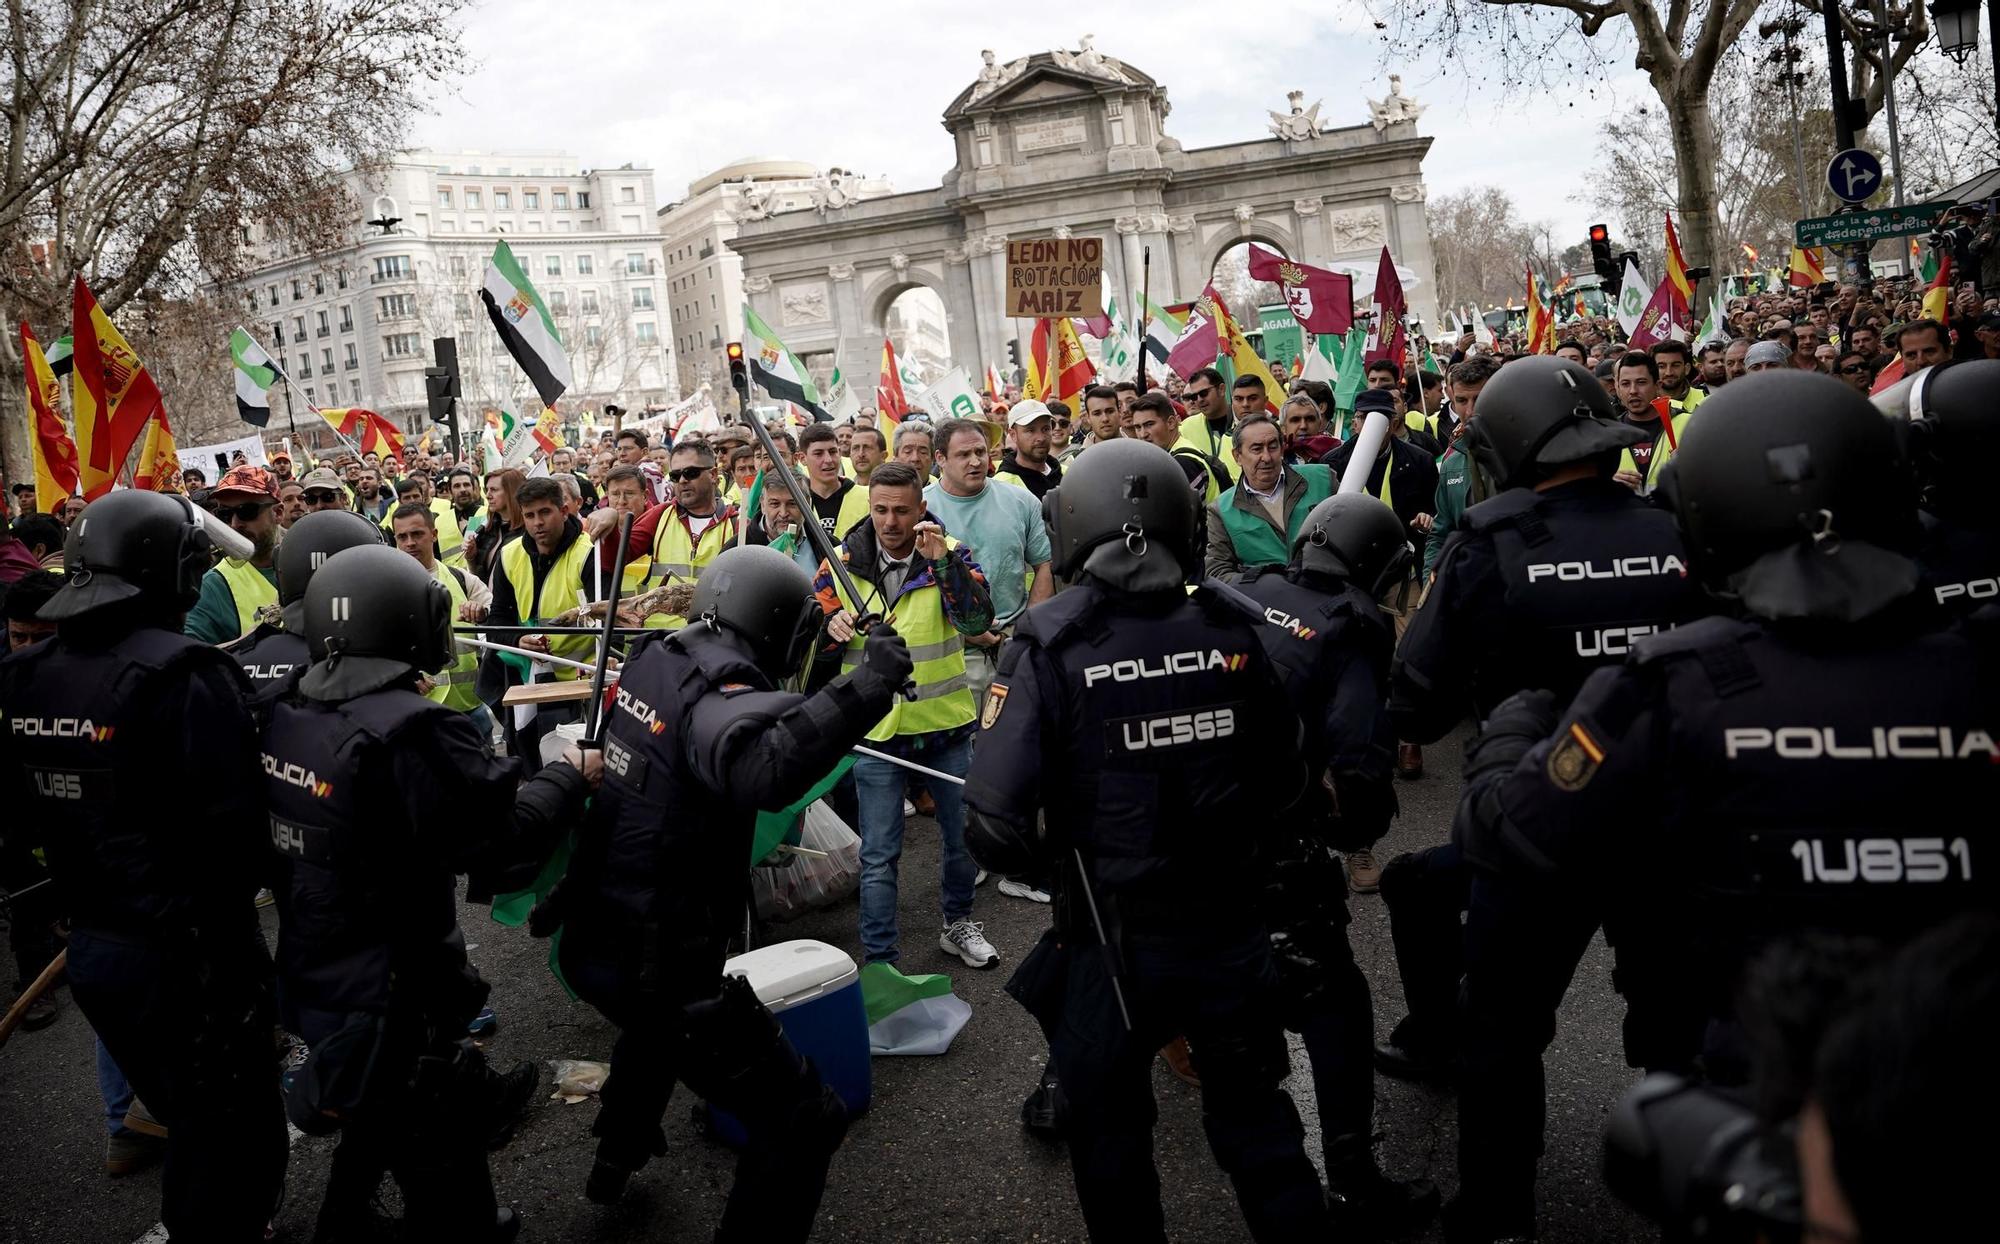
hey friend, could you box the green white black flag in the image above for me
[743,304,829,421]
[230,327,279,427]
[481,239,572,407]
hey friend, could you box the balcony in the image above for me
[316,327,330,339]
[370,270,414,285]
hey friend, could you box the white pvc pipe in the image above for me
[851,743,967,786]
[455,635,596,675]
[1336,411,1393,495]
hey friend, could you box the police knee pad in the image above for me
[1189,1025,1292,1099]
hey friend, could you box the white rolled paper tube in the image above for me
[1336,411,1393,495]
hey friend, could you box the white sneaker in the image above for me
[974,869,989,886]
[997,878,1051,903]
[903,799,917,817]
[940,919,1000,969]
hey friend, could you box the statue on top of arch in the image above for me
[1051,35,1133,84]
[1267,90,1323,142]
[1368,75,1427,132]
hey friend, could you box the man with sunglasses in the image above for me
[1174,366,1234,463]
[298,467,352,516]
[1832,349,1876,395]
[592,439,740,629]
[183,464,282,644]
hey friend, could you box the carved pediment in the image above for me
[945,49,1159,123]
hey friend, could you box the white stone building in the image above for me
[656,159,894,398]
[227,149,676,444]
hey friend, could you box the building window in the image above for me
[438,187,452,206]
[454,292,471,316]
[465,189,482,208]
[351,381,363,402]
[373,255,412,282]
[625,252,645,274]
[584,325,604,346]
[273,321,285,345]
[449,254,466,278]
[576,254,593,274]
[379,293,415,318]
[291,278,303,300]
[524,190,540,209]
[339,305,353,331]
[553,190,569,209]
[316,310,330,337]
[580,289,599,314]
[545,254,561,276]
[636,321,656,343]
[321,348,334,374]
[267,284,279,306]
[337,269,348,289]
[297,353,311,374]
[306,387,316,404]
[383,333,421,358]
[620,185,637,204]
[710,293,717,310]
[548,289,568,313]
[495,190,511,210]
[313,274,325,296]
[578,191,591,209]
[294,316,307,339]
[344,344,358,369]
[632,287,654,310]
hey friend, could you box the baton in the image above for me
[732,368,915,699]
[583,511,636,744]
[1073,848,1132,1032]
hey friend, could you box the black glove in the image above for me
[851,623,913,693]
[1463,689,1559,785]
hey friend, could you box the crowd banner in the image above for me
[177,434,268,478]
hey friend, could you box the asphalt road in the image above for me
[0,723,1653,1243]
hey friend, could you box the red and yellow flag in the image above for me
[1028,317,1094,403]
[1213,301,1285,413]
[319,407,406,460]
[984,363,1003,400]
[71,278,164,500]
[531,408,563,456]
[1664,212,1693,303]
[1921,251,1954,323]
[1524,266,1555,355]
[20,323,78,512]
[1788,246,1827,289]
[132,411,180,492]
[875,338,907,425]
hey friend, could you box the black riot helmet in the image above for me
[687,544,823,677]
[275,510,384,625]
[1890,359,2000,526]
[1043,439,1199,593]
[1464,355,1648,490]
[1291,494,1412,598]
[298,545,452,702]
[39,490,255,623]
[1664,371,1919,621]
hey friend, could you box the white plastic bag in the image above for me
[750,800,861,922]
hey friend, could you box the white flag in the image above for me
[916,366,983,421]
[1615,259,1650,335]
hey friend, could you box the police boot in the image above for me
[483,1059,541,1150]
[1324,1133,1440,1239]
[585,1127,669,1205]
[1019,1062,1068,1137]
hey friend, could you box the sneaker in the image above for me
[902,799,917,817]
[122,1098,168,1139]
[997,877,1051,903]
[467,1006,498,1036]
[940,919,999,969]
[974,869,989,886]
[254,887,276,908]
[1396,741,1425,780]
[106,1132,164,1176]
[1345,849,1382,894]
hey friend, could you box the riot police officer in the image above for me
[546,544,911,1242]
[1886,358,2000,614]
[1381,355,1709,1243]
[225,508,383,700]
[965,439,1330,1244]
[263,545,599,1242]
[0,491,285,1241]
[1454,372,1998,1179]
[1235,492,1440,1235]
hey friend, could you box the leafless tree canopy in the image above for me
[0,0,469,483]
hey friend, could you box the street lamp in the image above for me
[1932,0,1981,63]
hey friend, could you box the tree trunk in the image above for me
[1664,84,1723,273]
[0,349,28,498]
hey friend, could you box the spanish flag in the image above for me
[1787,246,1827,288]
[1524,266,1556,355]
[1028,317,1094,404]
[319,407,406,460]
[132,411,180,492]
[20,323,78,511]
[1921,251,1953,324]
[875,337,908,424]
[71,278,164,499]
[1213,300,1285,413]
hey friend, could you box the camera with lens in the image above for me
[1604,1073,1799,1243]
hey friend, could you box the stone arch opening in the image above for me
[876,282,952,391]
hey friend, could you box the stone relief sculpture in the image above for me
[781,286,830,325]
[1329,207,1387,250]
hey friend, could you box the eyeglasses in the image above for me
[303,491,342,504]
[1837,363,1869,374]
[666,465,710,483]
[1183,387,1214,402]
[213,500,275,522]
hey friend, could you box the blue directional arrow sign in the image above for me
[1826,148,1883,205]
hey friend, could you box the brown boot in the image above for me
[912,788,937,816]
[1159,1036,1200,1087]
[1396,742,1424,780]
[1345,849,1383,894]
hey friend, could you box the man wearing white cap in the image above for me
[994,399,1064,500]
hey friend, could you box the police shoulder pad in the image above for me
[1458,487,1540,535]
[1628,615,1753,667]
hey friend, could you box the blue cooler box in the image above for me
[707,939,870,1146]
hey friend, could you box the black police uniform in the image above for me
[263,677,586,1239]
[1234,564,1409,1198]
[226,621,309,703]
[966,578,1330,1244]
[0,623,286,1241]
[550,620,899,1242]
[1918,508,2000,616]
[1385,477,1708,1237]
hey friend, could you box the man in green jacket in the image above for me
[183,465,282,644]
[1423,356,1503,580]
[1203,415,1335,582]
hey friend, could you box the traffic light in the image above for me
[725,341,747,392]
[425,337,461,456]
[1589,224,1618,292]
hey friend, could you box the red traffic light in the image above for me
[725,341,744,362]
[1588,223,1609,243]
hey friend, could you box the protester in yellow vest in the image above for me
[592,446,740,628]
[799,424,872,544]
[592,464,656,594]
[810,460,998,969]
[183,464,282,644]
[389,501,490,722]
[493,477,595,680]
[380,475,467,569]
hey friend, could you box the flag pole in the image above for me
[254,329,365,460]
[1137,246,1151,393]
[280,374,299,445]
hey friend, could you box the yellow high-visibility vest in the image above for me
[499,535,594,679]
[828,544,975,741]
[425,562,482,711]
[214,559,278,640]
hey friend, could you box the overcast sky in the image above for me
[417,0,1654,253]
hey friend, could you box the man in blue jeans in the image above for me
[814,461,998,968]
